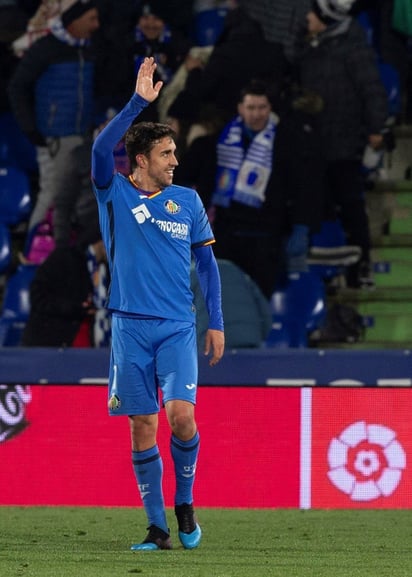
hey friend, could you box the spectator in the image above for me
[172,105,223,209]
[11,0,61,57]
[21,232,108,348]
[296,0,389,288]
[8,0,100,248]
[0,1,38,173]
[355,0,410,123]
[157,43,213,124]
[238,0,313,64]
[209,79,324,298]
[51,116,129,250]
[133,3,192,85]
[167,5,287,130]
[96,1,192,121]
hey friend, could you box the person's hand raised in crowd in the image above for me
[135,56,163,103]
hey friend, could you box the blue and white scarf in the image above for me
[212,113,277,209]
[86,246,111,348]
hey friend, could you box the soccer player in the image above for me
[91,57,225,551]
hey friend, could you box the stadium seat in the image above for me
[191,7,230,46]
[0,112,37,173]
[0,223,11,274]
[0,263,38,346]
[378,61,401,120]
[307,219,361,282]
[0,165,32,226]
[266,270,326,348]
[191,258,272,349]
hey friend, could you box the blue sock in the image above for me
[171,432,200,505]
[132,446,168,534]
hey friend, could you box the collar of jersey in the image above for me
[128,175,163,198]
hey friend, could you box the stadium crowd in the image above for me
[0,0,411,348]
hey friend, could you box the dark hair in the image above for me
[125,121,176,170]
[238,79,272,104]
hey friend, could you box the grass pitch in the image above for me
[1,507,412,577]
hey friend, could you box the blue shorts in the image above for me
[108,315,198,416]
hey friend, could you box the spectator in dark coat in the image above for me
[167,6,287,128]
[297,0,389,288]
[21,232,107,348]
[94,1,192,121]
[8,0,100,246]
[238,0,313,63]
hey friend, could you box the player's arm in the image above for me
[193,245,225,365]
[91,57,163,188]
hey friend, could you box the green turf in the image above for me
[1,507,412,577]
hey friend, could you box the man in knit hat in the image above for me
[296,0,388,289]
[95,1,191,123]
[60,0,97,27]
[8,0,99,250]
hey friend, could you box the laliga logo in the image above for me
[327,421,406,501]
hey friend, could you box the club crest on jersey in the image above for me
[164,199,181,214]
[108,394,121,410]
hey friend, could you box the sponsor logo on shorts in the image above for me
[185,383,196,391]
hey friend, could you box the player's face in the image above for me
[146,137,178,190]
[238,94,271,132]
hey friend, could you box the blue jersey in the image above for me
[93,175,215,322]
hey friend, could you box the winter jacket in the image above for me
[8,34,96,138]
[298,19,388,161]
[239,0,312,62]
[21,246,93,347]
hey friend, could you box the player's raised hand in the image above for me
[135,56,163,102]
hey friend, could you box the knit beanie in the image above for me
[312,0,355,25]
[61,0,97,27]
[136,2,168,21]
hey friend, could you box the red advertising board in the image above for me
[2,385,412,508]
[0,385,301,508]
